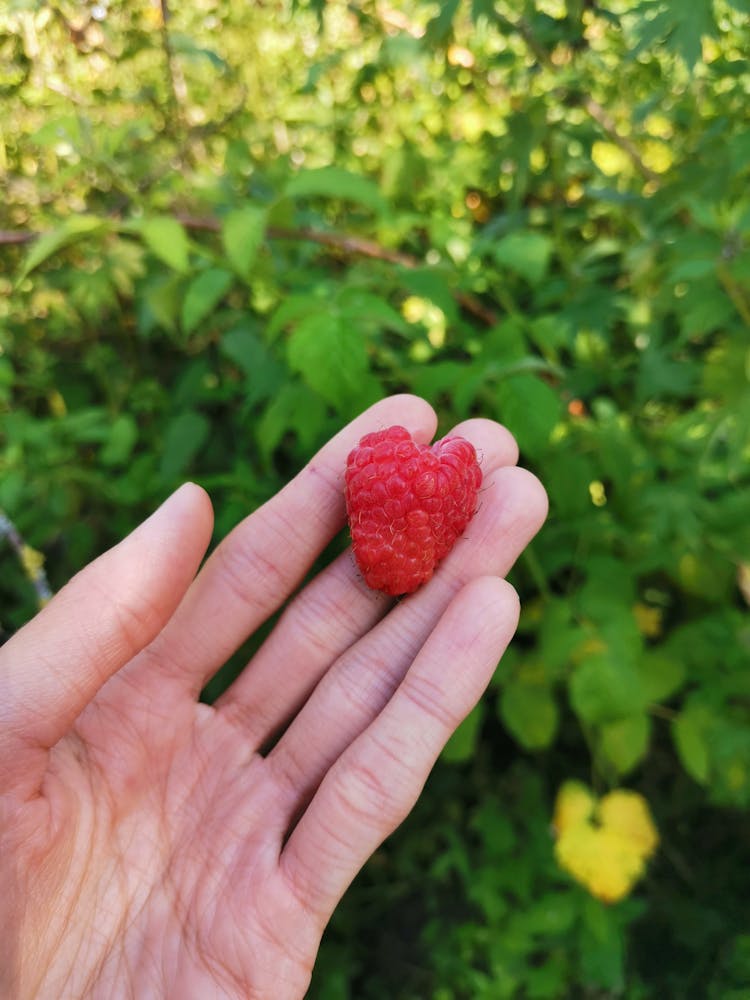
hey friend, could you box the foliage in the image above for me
[2,0,750,995]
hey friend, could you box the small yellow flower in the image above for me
[552,782,658,904]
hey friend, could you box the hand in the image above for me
[0,396,547,999]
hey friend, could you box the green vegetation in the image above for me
[2,1,749,995]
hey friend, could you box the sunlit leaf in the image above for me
[138,218,190,273]
[17,216,107,283]
[287,312,373,409]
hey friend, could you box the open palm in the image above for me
[1,396,547,999]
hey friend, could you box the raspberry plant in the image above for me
[1,1,749,996]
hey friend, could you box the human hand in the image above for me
[0,396,547,999]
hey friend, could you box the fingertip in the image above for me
[446,417,519,470]
[459,575,521,634]
[179,481,215,533]
[364,394,438,442]
[512,467,549,533]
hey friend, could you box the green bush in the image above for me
[2,1,749,995]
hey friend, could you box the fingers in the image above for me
[279,576,520,926]
[216,417,519,744]
[139,395,437,698]
[0,484,213,756]
[263,462,547,810]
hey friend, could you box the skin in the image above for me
[0,395,547,999]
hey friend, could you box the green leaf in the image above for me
[569,656,646,725]
[400,268,459,325]
[138,218,190,273]
[425,0,460,44]
[267,293,326,340]
[442,702,484,762]
[17,216,107,283]
[221,325,284,406]
[637,653,685,703]
[221,326,266,375]
[338,289,409,335]
[255,382,327,464]
[599,714,651,776]
[181,268,233,333]
[287,313,370,409]
[99,414,138,467]
[499,679,559,750]
[493,231,553,285]
[495,374,562,457]
[670,0,716,68]
[285,167,387,214]
[580,897,625,992]
[673,702,714,784]
[141,275,183,334]
[222,205,267,279]
[159,411,210,481]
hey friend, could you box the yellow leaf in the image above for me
[555,824,646,904]
[591,141,632,177]
[553,781,595,834]
[552,783,659,903]
[598,789,659,860]
[641,140,674,175]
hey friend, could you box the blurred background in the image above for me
[1,1,749,996]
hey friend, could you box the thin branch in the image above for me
[0,219,497,326]
[175,218,498,324]
[0,509,53,607]
[0,230,34,245]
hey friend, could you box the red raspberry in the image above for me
[344,425,482,595]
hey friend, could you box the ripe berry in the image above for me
[345,425,482,595]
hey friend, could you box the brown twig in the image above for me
[0,230,34,245]
[0,219,497,326]
[176,218,497,324]
[0,509,53,607]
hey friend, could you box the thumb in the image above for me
[0,483,213,755]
